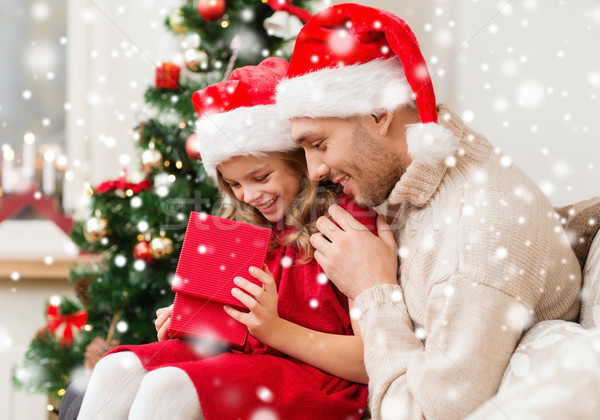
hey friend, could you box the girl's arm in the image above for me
[224,265,368,384]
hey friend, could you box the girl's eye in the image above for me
[256,174,269,182]
[229,182,240,189]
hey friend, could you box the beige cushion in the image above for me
[467,325,600,419]
[580,231,600,329]
[497,320,587,393]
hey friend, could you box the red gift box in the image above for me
[169,212,272,349]
[155,62,180,90]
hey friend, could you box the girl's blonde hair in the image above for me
[215,149,340,263]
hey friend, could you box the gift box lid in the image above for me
[172,212,272,306]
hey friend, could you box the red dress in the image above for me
[108,196,377,420]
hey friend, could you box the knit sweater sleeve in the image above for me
[354,276,528,420]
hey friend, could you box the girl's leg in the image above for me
[128,367,203,420]
[77,352,147,420]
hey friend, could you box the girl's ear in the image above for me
[371,110,394,136]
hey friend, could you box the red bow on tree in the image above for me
[95,170,151,195]
[266,0,312,23]
[44,304,88,347]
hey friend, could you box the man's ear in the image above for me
[371,110,394,136]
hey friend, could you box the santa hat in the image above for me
[276,3,459,164]
[192,57,298,179]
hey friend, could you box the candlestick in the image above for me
[43,150,56,195]
[2,146,15,194]
[63,170,74,214]
[22,132,36,182]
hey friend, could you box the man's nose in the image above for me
[307,157,329,182]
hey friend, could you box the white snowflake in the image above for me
[256,386,274,403]
[495,247,508,260]
[317,273,328,285]
[116,321,128,333]
[114,255,127,267]
[280,256,292,268]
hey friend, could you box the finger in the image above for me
[376,214,398,248]
[154,310,170,331]
[262,263,272,276]
[223,305,246,325]
[156,304,173,317]
[313,249,330,275]
[157,318,170,341]
[310,232,333,252]
[329,204,369,232]
[249,266,276,288]
[315,215,343,240]
[233,276,263,297]
[231,288,258,310]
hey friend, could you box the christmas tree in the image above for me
[13,0,315,402]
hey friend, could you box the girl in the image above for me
[77,58,377,420]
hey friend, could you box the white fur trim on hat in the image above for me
[196,104,298,179]
[406,122,461,165]
[276,58,413,120]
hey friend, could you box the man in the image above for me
[276,3,582,419]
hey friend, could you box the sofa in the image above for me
[59,198,600,420]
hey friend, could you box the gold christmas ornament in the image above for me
[150,236,174,259]
[169,9,188,34]
[84,217,109,243]
[141,149,163,172]
[184,48,210,72]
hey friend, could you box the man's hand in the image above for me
[310,205,398,299]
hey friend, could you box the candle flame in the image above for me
[3,148,15,161]
[44,150,56,161]
[24,132,36,144]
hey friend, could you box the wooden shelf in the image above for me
[0,255,94,281]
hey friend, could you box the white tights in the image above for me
[77,351,203,420]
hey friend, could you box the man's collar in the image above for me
[386,104,466,207]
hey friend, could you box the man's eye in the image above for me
[312,140,324,150]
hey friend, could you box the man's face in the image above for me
[291,115,407,207]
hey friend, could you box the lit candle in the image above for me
[63,170,74,214]
[22,132,36,182]
[2,146,15,194]
[42,150,56,195]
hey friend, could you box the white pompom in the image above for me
[406,123,460,165]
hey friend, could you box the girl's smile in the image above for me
[218,154,301,223]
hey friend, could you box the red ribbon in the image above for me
[266,0,312,23]
[95,172,151,195]
[45,304,88,347]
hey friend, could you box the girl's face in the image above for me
[218,154,301,223]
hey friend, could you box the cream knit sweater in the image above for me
[354,105,581,420]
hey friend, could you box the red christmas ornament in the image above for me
[134,241,153,262]
[197,0,226,22]
[155,62,180,90]
[185,132,201,160]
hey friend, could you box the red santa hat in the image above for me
[276,3,459,164]
[192,57,298,179]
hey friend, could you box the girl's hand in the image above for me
[155,304,173,341]
[223,264,282,344]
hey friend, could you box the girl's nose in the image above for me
[243,186,262,204]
